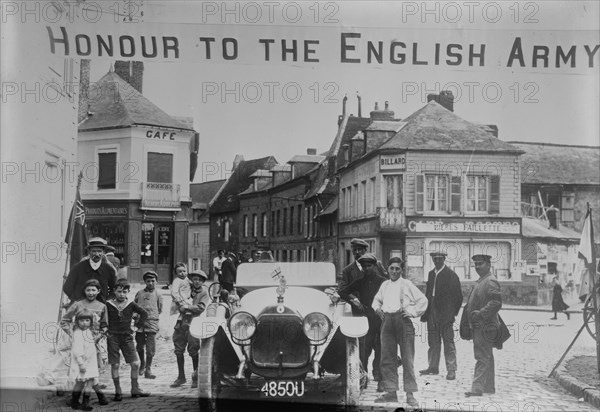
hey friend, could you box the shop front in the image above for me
[83,200,189,284]
[405,217,522,284]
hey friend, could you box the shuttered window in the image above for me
[489,175,500,214]
[450,176,461,212]
[147,152,173,183]
[98,152,116,189]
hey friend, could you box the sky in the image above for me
[76,0,600,183]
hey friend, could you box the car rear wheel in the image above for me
[198,336,220,412]
[344,336,361,407]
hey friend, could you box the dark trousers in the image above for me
[135,332,157,359]
[360,311,381,381]
[471,326,495,393]
[173,319,200,357]
[426,309,457,372]
[380,313,417,393]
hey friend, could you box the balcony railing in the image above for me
[378,207,405,229]
[141,182,181,209]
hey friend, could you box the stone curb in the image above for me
[553,365,600,409]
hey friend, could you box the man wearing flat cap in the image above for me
[338,253,387,388]
[63,237,117,303]
[338,238,389,307]
[464,254,503,397]
[420,252,463,380]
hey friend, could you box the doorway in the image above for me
[140,222,173,283]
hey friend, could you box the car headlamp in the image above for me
[302,312,332,345]
[228,311,257,343]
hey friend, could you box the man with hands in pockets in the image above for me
[372,256,428,407]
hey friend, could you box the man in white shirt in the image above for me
[212,250,225,282]
[372,257,428,407]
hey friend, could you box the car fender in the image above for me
[337,316,369,338]
[189,302,229,339]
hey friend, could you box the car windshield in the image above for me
[236,262,336,287]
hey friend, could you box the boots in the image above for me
[113,377,123,402]
[138,349,146,376]
[131,378,151,398]
[79,394,93,411]
[144,356,156,379]
[170,355,186,387]
[191,370,198,389]
[69,391,82,410]
[93,384,109,405]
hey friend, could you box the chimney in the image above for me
[370,100,395,120]
[78,59,90,123]
[307,148,317,155]
[232,154,244,171]
[357,93,362,117]
[114,60,144,93]
[342,94,348,116]
[427,90,454,112]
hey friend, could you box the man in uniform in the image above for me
[420,252,463,380]
[338,253,387,390]
[465,254,502,397]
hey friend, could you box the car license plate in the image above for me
[260,381,305,397]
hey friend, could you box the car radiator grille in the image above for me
[251,314,310,368]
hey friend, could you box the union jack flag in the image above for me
[65,177,88,267]
[74,198,85,226]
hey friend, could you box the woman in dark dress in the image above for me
[551,276,570,320]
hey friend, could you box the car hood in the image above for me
[238,286,333,319]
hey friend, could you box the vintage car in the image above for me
[189,262,369,411]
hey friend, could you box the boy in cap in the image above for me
[171,270,209,388]
[420,252,462,380]
[338,253,387,389]
[372,256,428,407]
[338,239,389,300]
[134,271,163,379]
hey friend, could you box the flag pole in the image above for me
[587,203,600,374]
[56,172,84,324]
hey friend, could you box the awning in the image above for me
[521,217,581,242]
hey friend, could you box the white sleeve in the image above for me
[404,282,429,318]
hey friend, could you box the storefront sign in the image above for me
[141,199,180,209]
[379,154,406,170]
[85,206,128,216]
[340,220,376,237]
[146,129,177,140]
[407,218,520,234]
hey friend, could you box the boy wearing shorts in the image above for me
[134,271,163,379]
[106,279,150,400]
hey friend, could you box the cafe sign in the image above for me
[407,219,520,234]
[379,154,406,170]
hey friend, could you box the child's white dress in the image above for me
[170,276,192,315]
[69,329,99,381]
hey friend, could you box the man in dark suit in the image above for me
[220,252,237,292]
[420,252,463,380]
[338,238,389,303]
[464,254,502,397]
[63,237,117,303]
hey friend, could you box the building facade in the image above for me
[78,64,198,284]
[337,95,525,298]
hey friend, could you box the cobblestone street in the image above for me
[36,289,597,412]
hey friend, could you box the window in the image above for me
[426,175,448,211]
[191,258,200,271]
[371,177,377,212]
[283,208,287,235]
[297,205,303,234]
[276,210,280,236]
[261,213,267,237]
[271,211,275,236]
[384,175,403,209]
[223,220,230,242]
[252,214,258,237]
[147,152,173,183]
[289,207,294,235]
[467,176,488,212]
[352,184,358,216]
[193,232,200,247]
[340,189,346,219]
[243,215,249,237]
[98,152,116,189]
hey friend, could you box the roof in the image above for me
[365,120,405,132]
[79,71,193,132]
[288,154,326,163]
[509,142,600,185]
[379,101,522,153]
[271,164,291,172]
[522,217,582,242]
[190,180,226,209]
[328,115,372,158]
[317,198,338,217]
[250,170,272,178]
[209,156,278,213]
